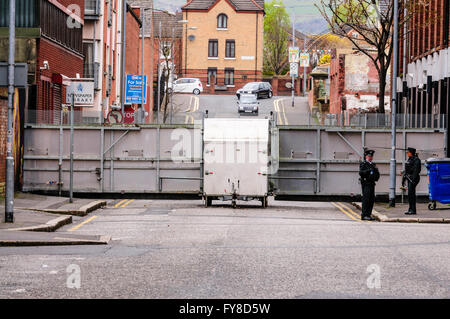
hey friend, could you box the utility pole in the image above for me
[5,0,16,223]
[303,36,307,96]
[140,7,145,124]
[156,21,161,124]
[120,0,127,114]
[170,26,175,124]
[291,15,295,107]
[69,94,74,203]
[389,0,400,207]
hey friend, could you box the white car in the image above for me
[167,78,203,95]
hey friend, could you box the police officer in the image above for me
[359,149,380,220]
[403,147,421,215]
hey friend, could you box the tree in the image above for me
[263,1,291,76]
[316,0,430,113]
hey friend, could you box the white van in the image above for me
[167,78,203,95]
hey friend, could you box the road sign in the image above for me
[0,63,28,87]
[289,47,300,63]
[290,62,298,77]
[299,53,310,67]
[66,80,94,106]
[123,105,136,124]
[107,110,123,124]
[125,74,147,104]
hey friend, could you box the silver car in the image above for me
[237,94,259,114]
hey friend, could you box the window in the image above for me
[83,42,94,78]
[208,40,218,57]
[207,68,217,85]
[225,68,234,86]
[217,14,228,29]
[225,40,235,58]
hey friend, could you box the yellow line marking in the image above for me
[331,202,360,221]
[274,99,283,125]
[281,99,289,125]
[68,216,98,232]
[336,202,361,219]
[113,199,128,208]
[120,199,134,208]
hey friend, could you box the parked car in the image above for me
[237,94,259,114]
[236,82,273,99]
[167,78,203,95]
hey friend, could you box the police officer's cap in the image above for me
[407,147,416,155]
[364,149,375,156]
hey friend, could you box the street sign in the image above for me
[107,110,123,124]
[66,80,94,106]
[0,63,28,87]
[123,105,136,124]
[289,47,300,63]
[125,74,147,104]
[290,62,298,77]
[299,53,310,67]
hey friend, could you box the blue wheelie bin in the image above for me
[425,158,450,210]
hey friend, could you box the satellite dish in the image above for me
[188,35,195,41]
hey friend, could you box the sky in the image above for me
[153,0,328,34]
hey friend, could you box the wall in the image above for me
[22,125,446,198]
[329,51,390,114]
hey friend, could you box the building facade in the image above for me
[181,0,264,94]
[82,0,143,121]
[399,0,449,132]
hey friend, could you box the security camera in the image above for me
[40,61,49,70]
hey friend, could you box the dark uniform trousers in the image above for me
[362,183,375,218]
[408,180,418,213]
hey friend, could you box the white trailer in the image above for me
[203,118,277,208]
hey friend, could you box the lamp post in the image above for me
[5,0,15,222]
[389,0,400,207]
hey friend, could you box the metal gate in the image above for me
[23,122,446,198]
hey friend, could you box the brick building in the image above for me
[329,49,390,115]
[181,0,264,94]
[398,0,449,133]
[83,1,143,121]
[0,0,85,191]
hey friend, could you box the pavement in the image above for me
[0,193,109,246]
[351,201,450,223]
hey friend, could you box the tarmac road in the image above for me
[0,198,449,298]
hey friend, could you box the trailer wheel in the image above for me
[205,196,212,207]
[428,201,437,210]
[261,196,268,208]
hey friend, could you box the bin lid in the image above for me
[425,157,450,164]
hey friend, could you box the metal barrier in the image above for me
[22,115,446,198]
